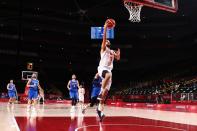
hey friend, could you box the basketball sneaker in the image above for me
[96,108,105,122]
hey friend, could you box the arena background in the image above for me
[0,0,197,99]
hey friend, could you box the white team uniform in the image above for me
[78,88,85,102]
[97,47,115,90]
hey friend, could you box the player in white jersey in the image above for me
[78,85,85,109]
[96,20,120,122]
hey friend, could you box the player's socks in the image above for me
[97,94,103,101]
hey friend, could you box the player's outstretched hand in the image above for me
[115,48,120,61]
[117,48,120,54]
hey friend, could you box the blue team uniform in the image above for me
[91,76,102,98]
[69,80,78,99]
[8,83,16,98]
[28,79,39,100]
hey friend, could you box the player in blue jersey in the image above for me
[82,73,102,114]
[26,73,41,111]
[7,80,17,104]
[91,73,102,106]
[67,74,79,112]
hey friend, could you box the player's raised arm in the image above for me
[101,22,108,53]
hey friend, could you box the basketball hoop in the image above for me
[124,0,143,22]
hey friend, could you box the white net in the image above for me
[124,1,143,22]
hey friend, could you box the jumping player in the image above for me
[96,20,120,122]
[78,85,85,109]
[82,73,102,114]
[67,74,79,112]
[7,80,17,104]
[26,73,41,111]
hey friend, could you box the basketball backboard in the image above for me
[125,0,178,13]
[124,0,178,22]
[22,71,38,81]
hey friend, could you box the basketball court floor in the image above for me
[1,0,196,130]
[1,102,197,131]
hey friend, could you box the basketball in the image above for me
[106,18,116,29]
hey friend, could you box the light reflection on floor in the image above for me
[1,103,197,131]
